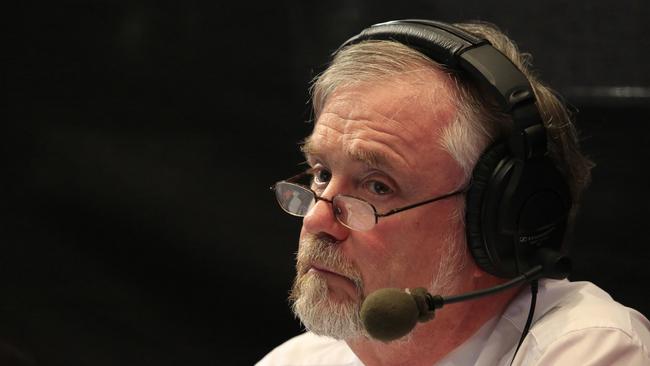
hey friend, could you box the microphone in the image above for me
[360,251,570,341]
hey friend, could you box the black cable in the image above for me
[510,280,539,366]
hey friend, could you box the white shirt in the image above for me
[257,280,650,365]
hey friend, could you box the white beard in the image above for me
[290,229,468,341]
[290,234,365,340]
[291,269,364,340]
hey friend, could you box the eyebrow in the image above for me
[301,136,395,171]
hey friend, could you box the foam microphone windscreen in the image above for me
[360,288,420,342]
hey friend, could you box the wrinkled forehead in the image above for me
[309,74,458,146]
[302,74,460,179]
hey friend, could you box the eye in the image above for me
[311,168,332,185]
[366,180,393,195]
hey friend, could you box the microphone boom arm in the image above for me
[426,265,544,310]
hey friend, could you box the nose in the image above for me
[302,193,350,242]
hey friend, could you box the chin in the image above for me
[291,272,364,340]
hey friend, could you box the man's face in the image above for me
[290,71,469,340]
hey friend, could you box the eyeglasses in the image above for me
[271,171,467,231]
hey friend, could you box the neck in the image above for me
[346,282,521,366]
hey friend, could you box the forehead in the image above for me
[304,72,458,173]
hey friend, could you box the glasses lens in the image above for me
[333,196,376,231]
[274,182,315,217]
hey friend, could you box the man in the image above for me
[259,20,650,365]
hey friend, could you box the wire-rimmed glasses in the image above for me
[271,171,467,231]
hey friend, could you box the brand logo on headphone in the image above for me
[518,225,556,246]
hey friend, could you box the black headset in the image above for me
[337,20,572,279]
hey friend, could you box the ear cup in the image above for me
[466,144,572,278]
[465,143,512,277]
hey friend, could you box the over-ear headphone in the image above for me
[337,19,572,279]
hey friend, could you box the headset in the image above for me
[337,20,572,279]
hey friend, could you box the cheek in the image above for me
[375,209,461,285]
[350,222,441,289]
[342,232,398,291]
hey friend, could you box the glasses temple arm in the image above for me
[376,186,470,218]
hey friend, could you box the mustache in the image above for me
[296,233,364,290]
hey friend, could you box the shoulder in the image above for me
[518,280,650,365]
[256,332,362,366]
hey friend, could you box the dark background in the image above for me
[5,1,650,365]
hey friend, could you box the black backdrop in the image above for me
[5,1,650,365]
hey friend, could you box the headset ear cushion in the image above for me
[465,143,509,276]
